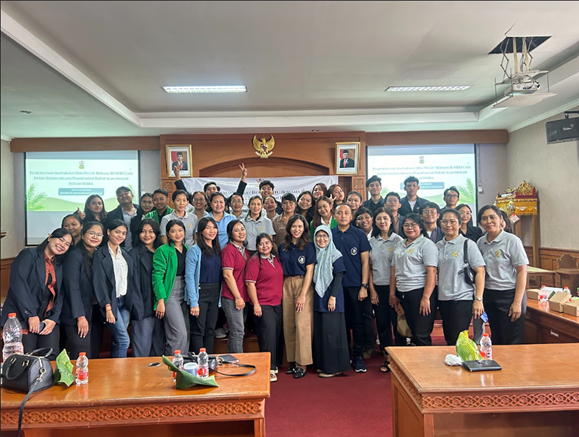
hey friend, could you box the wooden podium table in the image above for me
[1,353,270,437]
[387,344,579,437]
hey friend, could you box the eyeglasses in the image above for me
[403,223,419,229]
[86,231,104,238]
[315,234,329,239]
[440,220,459,226]
[422,210,438,215]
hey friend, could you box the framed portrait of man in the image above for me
[166,144,192,177]
[336,142,359,175]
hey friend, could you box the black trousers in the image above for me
[343,286,374,357]
[254,304,282,370]
[62,323,92,360]
[396,287,437,346]
[373,285,406,354]
[150,316,166,356]
[484,288,526,345]
[189,283,220,354]
[90,304,105,359]
[22,329,60,360]
[438,299,474,346]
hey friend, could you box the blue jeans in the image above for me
[108,296,131,358]
[221,297,247,353]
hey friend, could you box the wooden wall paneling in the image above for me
[1,257,14,303]
[11,137,160,152]
[159,132,367,200]
[524,247,579,270]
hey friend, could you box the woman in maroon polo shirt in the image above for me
[245,233,284,382]
[221,220,249,353]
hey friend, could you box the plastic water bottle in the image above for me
[480,333,493,360]
[563,286,571,295]
[75,352,89,385]
[172,350,184,382]
[2,313,24,362]
[539,285,548,302]
[197,348,209,378]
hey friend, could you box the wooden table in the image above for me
[387,344,579,437]
[1,353,270,437]
[524,298,579,343]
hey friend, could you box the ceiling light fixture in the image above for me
[385,86,470,92]
[162,85,247,94]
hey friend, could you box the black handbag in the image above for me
[2,348,54,437]
[462,240,476,286]
[184,353,256,377]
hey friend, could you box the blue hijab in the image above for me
[313,225,342,298]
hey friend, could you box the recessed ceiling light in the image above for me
[162,85,247,94]
[385,86,470,92]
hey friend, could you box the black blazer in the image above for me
[0,248,64,329]
[92,245,143,321]
[399,196,429,217]
[128,245,155,320]
[61,246,95,326]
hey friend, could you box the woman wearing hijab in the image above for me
[312,225,350,378]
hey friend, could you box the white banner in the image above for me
[181,175,338,200]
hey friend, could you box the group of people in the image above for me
[2,167,528,382]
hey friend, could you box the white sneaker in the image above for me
[215,328,227,339]
[270,370,278,382]
[273,367,279,374]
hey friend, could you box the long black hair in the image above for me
[84,194,108,222]
[134,218,162,250]
[196,217,221,257]
[80,221,104,273]
[165,219,185,244]
[253,233,279,266]
[36,227,74,265]
[226,219,248,247]
[283,214,311,251]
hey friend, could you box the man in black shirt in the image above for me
[362,175,385,214]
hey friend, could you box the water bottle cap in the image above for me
[79,352,86,356]
[174,350,181,354]
[200,348,206,353]
[8,313,16,317]
[482,333,489,337]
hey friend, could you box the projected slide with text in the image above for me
[25,151,139,245]
[367,145,476,214]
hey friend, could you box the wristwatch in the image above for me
[361,283,369,289]
[475,296,483,302]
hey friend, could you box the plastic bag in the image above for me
[396,313,412,338]
[455,330,482,361]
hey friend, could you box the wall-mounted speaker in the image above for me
[546,117,579,144]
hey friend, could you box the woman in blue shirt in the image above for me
[185,217,222,354]
[279,214,316,379]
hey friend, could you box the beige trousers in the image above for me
[282,276,314,366]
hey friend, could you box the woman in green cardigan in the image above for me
[152,219,192,355]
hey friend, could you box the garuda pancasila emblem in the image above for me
[252,135,275,159]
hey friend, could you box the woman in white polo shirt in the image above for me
[437,209,486,345]
[476,205,528,345]
[389,213,438,346]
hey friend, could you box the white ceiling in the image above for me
[1,1,579,139]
